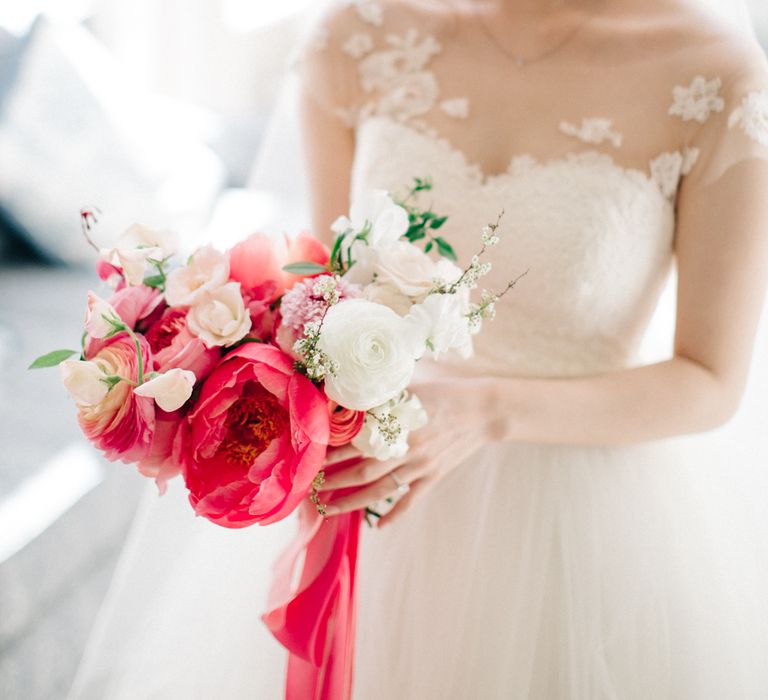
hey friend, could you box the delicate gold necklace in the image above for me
[472,2,597,68]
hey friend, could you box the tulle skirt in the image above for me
[69,422,768,700]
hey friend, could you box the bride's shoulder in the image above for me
[308,0,448,41]
[663,9,768,89]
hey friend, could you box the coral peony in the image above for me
[178,344,330,528]
[77,334,155,463]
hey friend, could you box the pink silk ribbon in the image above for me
[262,499,363,700]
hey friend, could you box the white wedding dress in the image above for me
[70,2,768,698]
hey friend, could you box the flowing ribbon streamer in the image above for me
[263,499,363,700]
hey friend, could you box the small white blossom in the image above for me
[352,392,428,460]
[85,292,123,339]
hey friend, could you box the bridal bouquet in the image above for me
[31,178,522,699]
[31,179,519,528]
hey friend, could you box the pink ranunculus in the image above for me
[177,343,330,528]
[145,307,220,381]
[85,285,164,359]
[78,334,155,463]
[242,281,279,342]
[328,401,366,447]
[137,408,184,494]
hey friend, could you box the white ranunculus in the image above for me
[332,189,409,263]
[318,299,418,411]
[134,368,196,412]
[405,291,474,359]
[101,224,179,286]
[352,393,428,460]
[164,245,230,307]
[85,291,123,339]
[187,282,251,347]
[60,359,109,406]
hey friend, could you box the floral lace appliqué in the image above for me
[439,98,469,119]
[728,90,768,146]
[668,76,725,124]
[649,147,700,199]
[350,0,384,27]
[342,33,374,59]
[352,29,469,126]
[559,118,623,148]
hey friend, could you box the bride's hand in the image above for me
[318,378,496,527]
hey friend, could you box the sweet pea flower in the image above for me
[85,291,124,339]
[134,368,196,412]
[405,291,474,360]
[60,359,110,406]
[187,282,252,347]
[100,224,178,286]
[164,245,230,307]
[332,190,409,262]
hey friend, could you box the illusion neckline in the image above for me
[358,115,668,197]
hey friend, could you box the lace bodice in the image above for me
[300,1,768,377]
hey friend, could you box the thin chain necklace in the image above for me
[472,2,597,68]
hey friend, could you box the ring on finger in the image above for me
[389,470,410,495]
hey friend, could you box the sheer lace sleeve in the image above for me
[678,48,768,190]
[295,3,372,127]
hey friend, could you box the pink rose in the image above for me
[328,401,366,447]
[78,334,155,463]
[177,344,330,528]
[145,307,219,380]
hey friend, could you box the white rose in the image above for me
[352,393,428,460]
[101,224,179,286]
[332,189,409,262]
[134,368,196,412]
[405,291,474,360]
[164,245,230,307]
[60,359,109,406]
[318,299,418,411]
[187,282,251,347]
[85,291,123,339]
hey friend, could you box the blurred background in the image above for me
[0,2,767,698]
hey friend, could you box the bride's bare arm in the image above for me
[299,80,355,247]
[319,155,768,520]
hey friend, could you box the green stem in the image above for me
[123,326,145,384]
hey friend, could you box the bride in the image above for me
[70,0,768,698]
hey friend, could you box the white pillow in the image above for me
[0,17,225,264]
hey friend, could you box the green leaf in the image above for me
[330,233,344,265]
[282,261,328,275]
[435,237,458,262]
[143,274,165,288]
[424,240,434,253]
[29,349,78,369]
[429,216,448,230]
[406,229,426,242]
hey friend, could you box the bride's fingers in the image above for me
[323,444,363,468]
[317,455,405,492]
[323,463,421,514]
[376,476,433,529]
